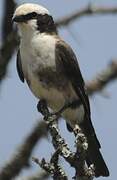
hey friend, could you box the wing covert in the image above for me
[16,50,24,83]
[56,39,90,118]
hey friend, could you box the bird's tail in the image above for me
[86,136,109,177]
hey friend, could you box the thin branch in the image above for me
[27,171,49,180]
[15,171,49,180]
[33,152,68,180]
[55,4,117,27]
[0,121,47,180]
[86,61,117,96]
[26,171,49,180]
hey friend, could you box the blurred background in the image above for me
[0,0,117,179]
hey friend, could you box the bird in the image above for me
[12,3,109,177]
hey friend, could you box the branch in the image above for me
[15,171,49,180]
[55,4,117,27]
[33,150,68,180]
[0,0,17,83]
[2,0,16,40]
[86,61,117,96]
[0,121,47,180]
[35,101,94,180]
[0,31,18,82]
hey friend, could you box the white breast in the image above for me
[20,33,84,127]
[20,33,65,107]
[20,33,56,74]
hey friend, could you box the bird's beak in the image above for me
[12,15,25,23]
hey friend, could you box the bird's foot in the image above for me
[74,125,88,152]
[37,99,49,119]
[73,125,82,136]
[37,99,59,122]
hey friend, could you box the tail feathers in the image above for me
[87,137,109,177]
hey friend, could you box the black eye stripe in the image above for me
[16,13,52,22]
[22,12,38,21]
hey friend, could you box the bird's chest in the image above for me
[20,35,64,104]
[20,35,56,76]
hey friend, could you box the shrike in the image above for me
[13,3,109,177]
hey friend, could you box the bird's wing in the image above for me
[56,39,100,143]
[56,39,90,118]
[16,49,24,83]
[56,39,109,176]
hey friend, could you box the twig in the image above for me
[33,151,68,180]
[15,171,49,180]
[0,121,47,180]
[86,61,117,96]
[55,4,117,27]
[26,171,49,180]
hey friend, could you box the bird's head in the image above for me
[12,3,57,37]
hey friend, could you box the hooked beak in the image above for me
[12,15,26,23]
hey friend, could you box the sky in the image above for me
[0,0,117,179]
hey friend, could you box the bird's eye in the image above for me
[31,12,38,18]
[23,12,38,21]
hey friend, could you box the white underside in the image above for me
[20,33,84,128]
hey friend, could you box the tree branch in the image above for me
[22,171,49,180]
[55,4,117,27]
[33,150,68,180]
[86,61,117,96]
[35,101,94,180]
[0,121,47,180]
[0,0,18,83]
[0,31,18,82]
[2,0,16,40]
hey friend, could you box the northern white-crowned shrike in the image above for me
[13,3,109,177]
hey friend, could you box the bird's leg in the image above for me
[37,99,50,119]
[37,99,81,121]
[37,99,59,122]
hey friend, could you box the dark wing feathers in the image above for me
[56,39,100,147]
[16,50,24,83]
[56,40,90,118]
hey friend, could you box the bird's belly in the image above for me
[28,73,84,127]
[62,105,84,128]
[28,74,65,110]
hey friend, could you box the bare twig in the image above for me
[25,171,49,180]
[86,61,117,96]
[0,121,47,180]
[15,171,49,180]
[33,153,68,180]
[55,4,117,27]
